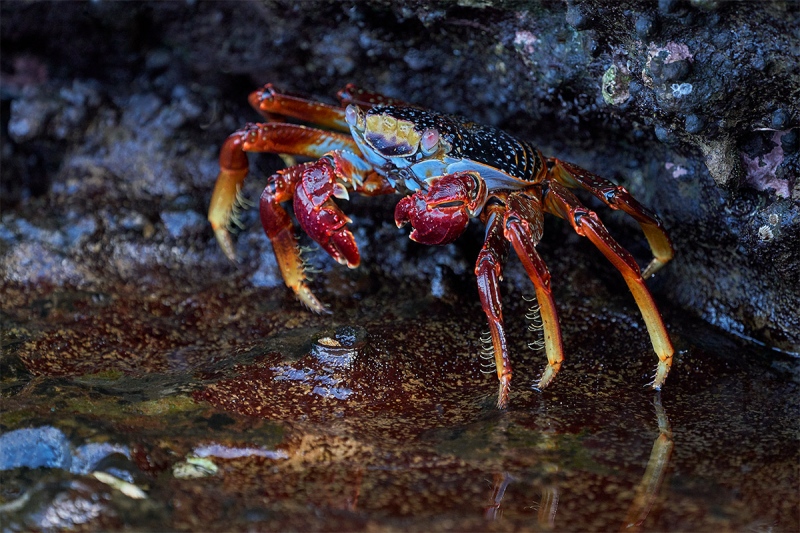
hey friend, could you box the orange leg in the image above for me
[258,163,328,313]
[543,182,674,388]
[476,191,565,405]
[208,123,358,262]
[248,84,351,132]
[247,83,416,131]
[503,191,565,390]
[548,158,674,278]
[476,203,512,408]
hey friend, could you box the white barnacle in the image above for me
[671,83,693,98]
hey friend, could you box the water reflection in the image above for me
[622,392,673,531]
[482,393,673,531]
[483,472,513,520]
[537,483,559,530]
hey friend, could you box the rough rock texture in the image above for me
[2,0,798,352]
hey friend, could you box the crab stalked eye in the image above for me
[345,105,365,130]
[420,128,439,154]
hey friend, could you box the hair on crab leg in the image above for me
[224,184,256,234]
[504,218,565,391]
[543,182,674,388]
[475,204,513,409]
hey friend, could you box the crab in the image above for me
[208,84,675,408]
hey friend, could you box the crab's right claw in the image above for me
[293,158,361,269]
[208,134,249,262]
[257,157,360,314]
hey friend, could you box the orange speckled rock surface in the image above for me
[2,267,798,531]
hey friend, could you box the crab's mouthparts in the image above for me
[432,200,465,209]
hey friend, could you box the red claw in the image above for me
[394,171,484,245]
[395,194,469,245]
[293,159,360,268]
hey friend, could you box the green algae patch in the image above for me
[126,395,198,416]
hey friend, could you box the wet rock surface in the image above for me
[2,274,798,531]
[1,1,799,531]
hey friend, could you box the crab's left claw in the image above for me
[394,171,487,245]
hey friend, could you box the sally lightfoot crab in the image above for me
[208,84,675,408]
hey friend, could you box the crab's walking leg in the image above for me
[248,84,351,132]
[548,159,674,278]
[503,191,565,390]
[476,203,513,408]
[209,133,251,261]
[209,123,359,261]
[259,163,328,313]
[247,83,415,133]
[544,182,674,388]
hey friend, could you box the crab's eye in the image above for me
[345,105,364,130]
[420,128,439,154]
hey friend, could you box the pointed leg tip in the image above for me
[213,227,239,263]
[642,258,668,279]
[535,365,559,391]
[296,287,331,315]
[223,247,239,264]
[496,394,509,409]
[496,377,511,409]
[303,300,332,315]
[649,363,670,390]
